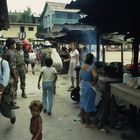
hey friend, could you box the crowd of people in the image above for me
[0,38,40,124]
[0,38,104,139]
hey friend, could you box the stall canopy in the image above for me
[58,25,97,45]
[35,32,66,40]
[66,0,140,75]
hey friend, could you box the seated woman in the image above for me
[79,53,98,128]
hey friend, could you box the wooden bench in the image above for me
[110,83,140,108]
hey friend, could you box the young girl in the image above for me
[29,100,43,140]
[38,57,57,115]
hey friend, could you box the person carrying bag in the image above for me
[41,41,63,71]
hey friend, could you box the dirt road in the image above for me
[0,64,121,140]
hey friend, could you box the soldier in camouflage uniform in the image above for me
[14,42,27,98]
[4,38,19,109]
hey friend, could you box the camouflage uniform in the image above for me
[4,49,19,109]
[14,49,27,98]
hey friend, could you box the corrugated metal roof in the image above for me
[48,1,79,13]
[48,2,66,10]
[40,1,79,18]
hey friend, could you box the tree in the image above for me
[18,7,32,23]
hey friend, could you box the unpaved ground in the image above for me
[0,64,122,140]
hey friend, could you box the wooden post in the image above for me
[121,44,124,72]
[96,30,100,62]
[102,45,105,63]
[132,38,139,75]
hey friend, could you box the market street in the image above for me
[0,64,122,140]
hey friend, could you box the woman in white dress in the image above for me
[64,43,80,89]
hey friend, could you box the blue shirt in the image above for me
[0,57,10,87]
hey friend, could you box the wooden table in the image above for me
[110,83,140,127]
[98,75,122,92]
[110,83,140,108]
[95,76,121,128]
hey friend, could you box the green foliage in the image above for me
[18,7,32,23]
[9,7,32,23]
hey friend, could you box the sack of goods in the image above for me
[51,48,63,71]
[29,52,36,62]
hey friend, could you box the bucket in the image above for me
[123,72,132,85]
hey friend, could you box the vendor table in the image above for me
[110,83,140,127]
[110,83,140,108]
[98,75,121,92]
[95,76,121,128]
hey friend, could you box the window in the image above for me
[28,27,34,31]
[68,13,72,19]
[20,26,25,32]
[55,12,61,18]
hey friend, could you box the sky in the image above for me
[7,0,72,14]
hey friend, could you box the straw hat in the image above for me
[79,44,85,49]
[44,40,51,46]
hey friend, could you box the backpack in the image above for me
[0,58,12,118]
[70,66,81,102]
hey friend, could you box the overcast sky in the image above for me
[7,0,72,14]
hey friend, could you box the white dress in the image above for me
[68,49,79,78]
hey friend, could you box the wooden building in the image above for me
[0,0,9,31]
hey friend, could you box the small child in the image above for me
[29,100,43,140]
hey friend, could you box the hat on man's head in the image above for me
[79,44,85,49]
[44,41,51,46]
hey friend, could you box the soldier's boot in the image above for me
[10,111,16,124]
[11,101,20,109]
[21,89,27,98]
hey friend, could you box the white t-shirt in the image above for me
[41,66,57,82]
